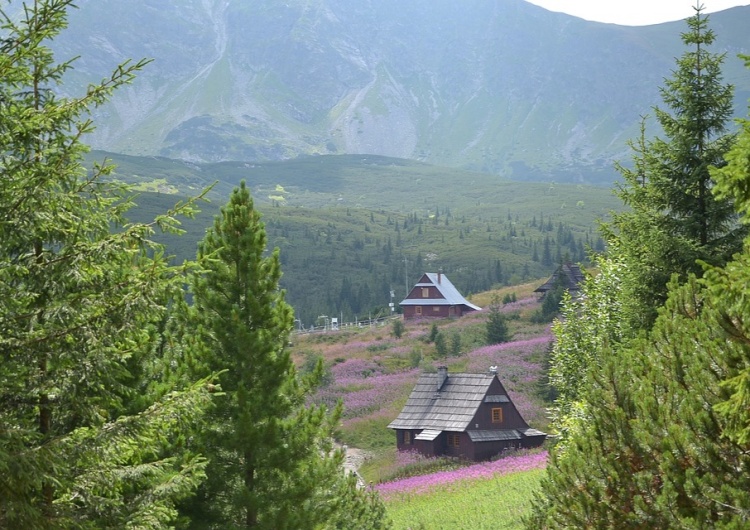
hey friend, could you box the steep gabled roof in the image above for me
[399,272,481,310]
[388,372,504,431]
[534,262,585,293]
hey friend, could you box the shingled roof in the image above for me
[388,372,503,431]
[534,262,585,294]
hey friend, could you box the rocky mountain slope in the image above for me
[53,0,750,182]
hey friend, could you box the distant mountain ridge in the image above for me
[54,0,750,183]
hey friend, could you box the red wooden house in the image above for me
[399,272,480,320]
[388,366,546,461]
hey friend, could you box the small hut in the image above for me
[388,366,546,461]
[534,262,584,297]
[399,272,480,320]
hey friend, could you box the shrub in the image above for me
[392,318,405,338]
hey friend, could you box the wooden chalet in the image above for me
[399,272,480,320]
[534,262,584,297]
[388,366,546,461]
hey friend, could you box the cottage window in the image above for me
[447,433,460,447]
[421,287,429,298]
[415,306,422,315]
[403,431,412,444]
[492,407,504,423]
[433,306,440,312]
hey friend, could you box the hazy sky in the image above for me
[524,1,750,26]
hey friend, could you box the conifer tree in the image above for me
[530,273,750,528]
[182,182,389,529]
[608,5,744,328]
[0,1,212,527]
[485,295,510,344]
[530,38,750,530]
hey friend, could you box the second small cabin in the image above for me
[399,272,481,320]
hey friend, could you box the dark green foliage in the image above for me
[428,322,439,343]
[434,333,448,358]
[391,318,405,339]
[300,352,334,388]
[449,332,462,357]
[485,296,510,344]
[122,166,619,325]
[502,292,517,304]
[530,285,565,324]
[606,7,745,329]
[0,2,211,527]
[409,348,423,368]
[180,181,389,529]
[531,14,750,528]
[531,274,750,528]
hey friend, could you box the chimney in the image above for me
[436,366,448,392]
[437,268,442,284]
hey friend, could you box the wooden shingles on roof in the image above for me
[388,373,494,431]
[534,262,585,294]
[389,367,547,461]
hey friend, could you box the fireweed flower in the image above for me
[375,451,548,497]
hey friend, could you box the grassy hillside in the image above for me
[115,152,620,324]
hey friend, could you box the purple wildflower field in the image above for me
[375,451,548,498]
[317,358,419,421]
[295,294,553,485]
[303,297,553,423]
[465,333,553,423]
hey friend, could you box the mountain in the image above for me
[55,0,750,183]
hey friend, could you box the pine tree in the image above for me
[530,273,750,528]
[529,40,750,530]
[710,52,750,449]
[182,182,389,529]
[0,2,212,527]
[608,6,744,328]
[485,296,510,344]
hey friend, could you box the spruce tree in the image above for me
[530,42,750,530]
[182,182,389,529]
[485,296,510,344]
[609,5,744,328]
[0,2,212,527]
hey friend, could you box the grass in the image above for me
[383,466,545,529]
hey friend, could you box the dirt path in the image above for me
[338,444,368,488]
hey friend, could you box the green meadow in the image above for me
[384,468,545,530]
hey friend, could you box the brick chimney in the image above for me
[437,268,442,284]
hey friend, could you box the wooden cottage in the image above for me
[388,366,546,461]
[399,272,480,320]
[534,262,584,297]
